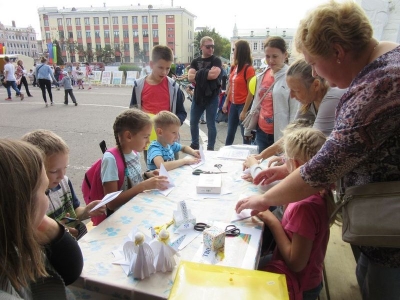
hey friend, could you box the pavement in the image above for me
[0,83,244,200]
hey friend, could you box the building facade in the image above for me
[38,5,196,64]
[230,25,296,68]
[0,21,38,57]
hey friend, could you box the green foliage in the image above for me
[52,40,65,65]
[194,27,231,60]
[119,65,141,77]
[170,63,176,75]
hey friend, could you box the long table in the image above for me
[71,151,264,299]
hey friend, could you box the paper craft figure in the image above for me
[150,229,178,272]
[123,231,155,279]
[173,200,196,228]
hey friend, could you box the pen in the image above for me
[231,215,253,223]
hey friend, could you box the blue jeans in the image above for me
[225,103,250,145]
[6,81,21,98]
[190,95,219,150]
[356,252,400,300]
[255,126,274,153]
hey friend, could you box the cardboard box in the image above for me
[203,226,226,251]
[196,174,222,194]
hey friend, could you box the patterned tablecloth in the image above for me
[71,151,264,300]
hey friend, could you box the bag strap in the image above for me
[107,147,126,189]
[251,81,275,112]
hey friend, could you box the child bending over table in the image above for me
[256,127,338,300]
[147,111,200,171]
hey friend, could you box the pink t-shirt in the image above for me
[258,69,274,134]
[273,194,330,291]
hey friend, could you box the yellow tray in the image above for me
[169,261,289,300]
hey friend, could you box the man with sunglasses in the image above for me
[188,36,222,151]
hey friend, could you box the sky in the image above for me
[0,0,337,40]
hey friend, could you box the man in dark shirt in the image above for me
[188,36,222,150]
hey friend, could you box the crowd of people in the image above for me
[1,1,399,299]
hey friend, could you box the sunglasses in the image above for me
[204,44,215,49]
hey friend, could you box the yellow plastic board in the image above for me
[168,261,289,300]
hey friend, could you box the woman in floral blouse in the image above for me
[236,1,400,299]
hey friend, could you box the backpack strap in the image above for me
[108,147,125,190]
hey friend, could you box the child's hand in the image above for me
[241,173,254,182]
[257,210,279,227]
[192,150,201,158]
[243,155,259,171]
[86,200,106,217]
[184,157,200,165]
[145,176,169,190]
[268,156,284,167]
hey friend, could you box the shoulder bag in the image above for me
[332,181,400,247]
[242,81,275,132]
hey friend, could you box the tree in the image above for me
[194,27,231,60]
[95,44,115,64]
[52,40,65,65]
[75,43,94,63]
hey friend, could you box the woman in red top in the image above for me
[223,40,255,145]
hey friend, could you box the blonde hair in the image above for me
[295,1,373,58]
[22,129,69,157]
[283,128,337,225]
[287,58,329,114]
[153,110,180,129]
[200,36,213,46]
[0,139,48,289]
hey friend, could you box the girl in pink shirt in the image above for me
[258,127,337,300]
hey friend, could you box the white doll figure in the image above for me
[150,229,178,272]
[123,232,155,279]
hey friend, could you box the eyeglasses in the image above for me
[204,44,215,49]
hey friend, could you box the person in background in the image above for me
[176,62,184,76]
[84,62,92,90]
[58,71,78,106]
[223,40,256,145]
[0,139,83,299]
[244,36,299,153]
[32,63,37,87]
[53,64,61,90]
[36,57,57,107]
[236,2,400,298]
[188,36,222,151]
[16,60,32,97]
[3,56,24,101]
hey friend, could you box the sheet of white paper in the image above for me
[231,209,253,222]
[157,164,175,196]
[190,145,206,169]
[170,224,202,251]
[89,191,122,212]
[217,147,250,161]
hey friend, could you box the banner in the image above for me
[101,71,112,85]
[53,45,57,64]
[126,71,138,85]
[0,44,3,54]
[93,71,102,83]
[47,43,53,64]
[112,71,123,85]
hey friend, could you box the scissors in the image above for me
[194,223,240,237]
[192,169,227,175]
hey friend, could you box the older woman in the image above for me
[0,139,83,298]
[236,1,400,299]
[36,57,57,107]
[16,60,33,97]
[223,40,255,145]
[244,36,299,153]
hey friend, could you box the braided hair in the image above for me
[113,109,151,188]
[283,127,338,225]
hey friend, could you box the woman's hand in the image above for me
[144,176,169,190]
[222,102,228,113]
[239,110,247,121]
[253,165,289,185]
[235,194,268,214]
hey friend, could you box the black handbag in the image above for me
[215,109,228,123]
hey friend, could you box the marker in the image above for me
[231,215,253,223]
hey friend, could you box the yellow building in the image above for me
[38,4,195,64]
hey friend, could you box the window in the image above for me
[123,30,129,38]
[79,56,85,62]
[66,18,71,26]
[114,30,119,37]
[59,31,64,39]
[97,56,102,62]
[142,16,148,24]
[115,56,121,62]
[152,16,158,23]
[253,43,258,51]
[69,44,74,52]
[133,30,138,37]
[124,43,129,51]
[122,16,128,24]
[94,17,99,25]
[84,17,90,25]
[77,31,82,38]
[168,34,174,38]
[143,43,149,51]
[166,15,174,19]
[44,19,49,26]
[112,17,118,24]
[152,29,158,37]
[61,44,66,51]
[95,30,100,38]
[75,18,81,25]
[86,31,91,38]
[132,16,138,24]
[70,56,75,63]
[104,30,110,38]
[103,17,108,24]
[142,30,148,37]
[57,18,63,26]
[68,32,73,38]
[62,56,67,61]
[114,43,120,50]
[87,43,92,50]
[124,56,130,62]
[96,43,101,50]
